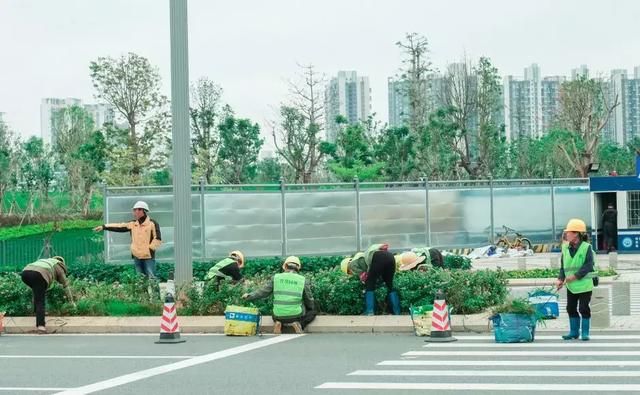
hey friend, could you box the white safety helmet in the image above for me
[132,201,150,212]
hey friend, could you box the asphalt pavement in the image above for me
[3,332,640,394]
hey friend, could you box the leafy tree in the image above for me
[90,53,169,184]
[190,78,230,184]
[52,105,106,214]
[255,158,284,183]
[18,137,54,218]
[217,115,263,184]
[374,126,416,181]
[554,76,619,177]
[321,117,384,181]
[0,118,19,215]
[273,64,326,183]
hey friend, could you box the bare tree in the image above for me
[0,118,18,215]
[395,33,433,136]
[273,64,326,183]
[555,76,619,177]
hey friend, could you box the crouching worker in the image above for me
[21,256,74,334]
[205,250,245,285]
[344,243,400,316]
[409,247,444,269]
[242,256,315,334]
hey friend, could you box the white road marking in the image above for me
[422,342,640,348]
[404,350,640,356]
[4,333,232,337]
[316,382,640,391]
[348,369,640,377]
[0,388,70,392]
[53,334,303,395]
[452,335,640,340]
[0,355,192,359]
[379,360,640,366]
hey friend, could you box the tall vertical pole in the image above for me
[280,177,288,256]
[199,177,206,259]
[550,173,556,242]
[423,176,431,246]
[170,0,192,284]
[354,176,362,251]
[489,176,495,244]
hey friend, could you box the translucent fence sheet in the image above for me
[104,194,202,262]
[286,191,356,255]
[103,182,591,262]
[360,189,426,250]
[204,193,282,258]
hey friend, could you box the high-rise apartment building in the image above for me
[324,71,372,142]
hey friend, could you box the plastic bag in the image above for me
[410,305,433,336]
[224,305,260,336]
[491,313,536,343]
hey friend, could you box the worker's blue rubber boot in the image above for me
[562,316,580,340]
[388,290,401,315]
[364,291,375,316]
[581,318,590,341]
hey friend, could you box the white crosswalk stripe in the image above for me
[316,333,640,393]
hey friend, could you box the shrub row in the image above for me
[0,219,102,241]
[0,267,508,317]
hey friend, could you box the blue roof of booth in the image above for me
[589,176,640,192]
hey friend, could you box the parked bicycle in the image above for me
[494,225,532,250]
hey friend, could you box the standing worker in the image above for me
[345,243,400,316]
[556,219,596,341]
[242,256,315,334]
[93,201,162,279]
[205,251,245,284]
[601,203,617,252]
[21,256,74,334]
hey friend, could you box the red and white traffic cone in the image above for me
[424,290,457,343]
[156,283,185,344]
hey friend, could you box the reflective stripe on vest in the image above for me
[211,258,235,280]
[28,258,59,289]
[273,272,305,318]
[562,242,594,294]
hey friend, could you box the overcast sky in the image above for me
[1,0,639,148]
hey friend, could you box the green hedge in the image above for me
[0,267,508,317]
[504,267,617,279]
[0,219,102,241]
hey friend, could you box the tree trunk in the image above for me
[82,185,93,216]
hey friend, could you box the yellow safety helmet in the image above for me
[229,250,245,268]
[564,219,587,233]
[340,257,352,274]
[282,256,302,271]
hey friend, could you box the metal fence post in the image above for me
[489,176,495,244]
[423,176,431,246]
[199,177,206,259]
[550,173,556,242]
[354,176,362,251]
[102,182,108,263]
[280,177,287,256]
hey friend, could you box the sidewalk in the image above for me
[4,313,640,334]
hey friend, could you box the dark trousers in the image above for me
[365,250,396,292]
[21,270,48,327]
[566,289,592,318]
[277,309,317,329]
[603,224,616,251]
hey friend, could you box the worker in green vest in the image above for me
[20,256,75,334]
[205,250,245,284]
[242,256,315,334]
[342,243,400,316]
[556,218,597,341]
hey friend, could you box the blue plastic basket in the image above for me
[491,313,536,343]
[528,291,560,319]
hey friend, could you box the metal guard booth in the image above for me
[589,164,640,252]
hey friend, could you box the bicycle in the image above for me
[494,225,532,250]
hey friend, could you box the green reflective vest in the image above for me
[206,257,235,280]
[411,247,432,266]
[562,242,595,294]
[348,252,367,277]
[273,272,305,318]
[28,258,59,289]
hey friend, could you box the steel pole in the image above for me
[170,0,192,284]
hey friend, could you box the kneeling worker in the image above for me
[242,256,315,334]
[205,250,245,284]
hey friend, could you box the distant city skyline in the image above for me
[2,0,640,151]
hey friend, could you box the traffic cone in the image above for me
[424,290,457,343]
[156,283,185,344]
